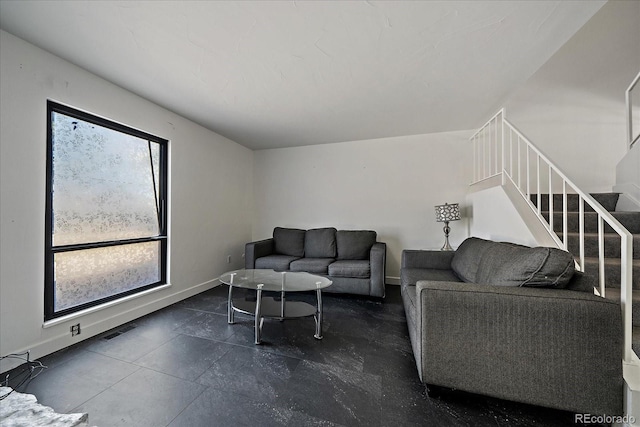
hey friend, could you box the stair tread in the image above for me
[530,192,620,212]
[566,231,640,235]
[543,210,640,233]
[580,258,640,290]
[543,210,640,216]
[603,288,640,301]
[565,231,640,238]
[582,257,640,266]
[564,232,640,260]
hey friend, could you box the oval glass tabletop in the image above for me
[219,269,332,292]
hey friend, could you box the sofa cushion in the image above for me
[290,258,335,275]
[451,237,497,283]
[273,227,306,257]
[255,255,299,271]
[475,242,575,288]
[565,270,595,293]
[336,230,377,260]
[304,228,337,258]
[329,260,371,278]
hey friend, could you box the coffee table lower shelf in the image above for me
[228,290,323,344]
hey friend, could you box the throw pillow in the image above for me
[475,242,575,288]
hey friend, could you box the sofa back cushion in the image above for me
[305,227,337,258]
[475,241,575,288]
[452,237,576,288]
[273,227,306,257]
[451,237,496,283]
[336,230,377,260]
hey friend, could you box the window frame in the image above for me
[45,100,168,321]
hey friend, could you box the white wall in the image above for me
[502,0,640,193]
[0,31,253,370]
[252,131,472,282]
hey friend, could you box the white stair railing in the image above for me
[470,109,635,363]
[626,71,640,149]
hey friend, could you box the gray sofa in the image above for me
[245,227,386,298]
[400,237,623,416]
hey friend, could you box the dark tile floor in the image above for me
[2,285,602,426]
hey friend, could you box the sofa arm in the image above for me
[245,238,274,269]
[369,242,386,298]
[401,250,454,270]
[414,281,623,415]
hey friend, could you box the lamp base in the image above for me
[441,221,454,251]
[441,240,454,251]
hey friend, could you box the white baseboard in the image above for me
[386,276,400,286]
[0,279,220,373]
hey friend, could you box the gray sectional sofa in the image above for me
[401,237,623,416]
[245,227,386,298]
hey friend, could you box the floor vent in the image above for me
[119,325,136,334]
[103,332,120,340]
[102,325,136,340]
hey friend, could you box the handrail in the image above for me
[471,109,635,363]
[470,108,504,140]
[626,71,640,149]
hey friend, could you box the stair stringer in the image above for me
[501,176,562,249]
[468,175,560,249]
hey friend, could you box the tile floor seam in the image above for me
[128,333,185,364]
[67,364,143,415]
[163,384,210,427]
[83,336,175,365]
[135,336,236,383]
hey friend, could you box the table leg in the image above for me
[280,290,285,321]
[255,286,263,344]
[227,285,235,324]
[314,289,323,340]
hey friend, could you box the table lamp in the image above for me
[434,203,460,251]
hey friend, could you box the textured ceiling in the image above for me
[0,1,604,150]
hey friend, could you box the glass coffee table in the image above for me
[218,269,332,344]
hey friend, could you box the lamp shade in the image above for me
[434,203,460,222]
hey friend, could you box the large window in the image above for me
[45,101,168,320]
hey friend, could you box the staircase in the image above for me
[471,107,639,425]
[531,192,640,356]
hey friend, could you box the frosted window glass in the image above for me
[54,242,160,311]
[51,112,160,246]
[46,102,167,319]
